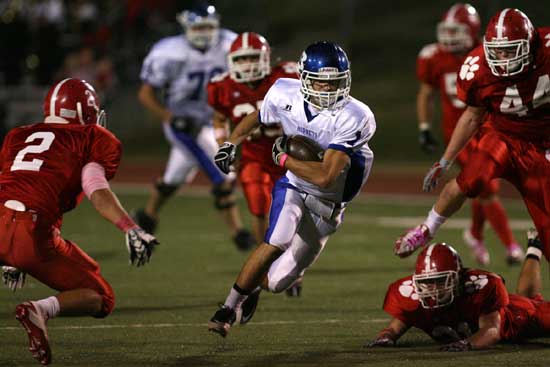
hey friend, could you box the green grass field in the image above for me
[1,190,549,366]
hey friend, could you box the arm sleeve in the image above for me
[383,283,414,325]
[259,81,282,125]
[81,162,110,199]
[416,54,438,88]
[87,127,122,181]
[328,113,376,155]
[207,81,228,116]
[478,276,510,315]
[140,51,177,88]
[456,77,481,107]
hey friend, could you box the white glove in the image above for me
[126,228,159,267]
[2,266,26,292]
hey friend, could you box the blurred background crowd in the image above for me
[0,0,548,161]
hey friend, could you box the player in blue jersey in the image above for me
[208,41,377,337]
[133,3,254,250]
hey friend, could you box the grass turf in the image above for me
[1,191,549,366]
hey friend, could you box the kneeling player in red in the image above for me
[0,78,158,365]
[367,232,550,351]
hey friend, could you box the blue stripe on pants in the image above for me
[170,127,224,185]
[264,178,289,244]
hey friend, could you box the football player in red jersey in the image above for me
[0,78,158,365]
[416,3,520,266]
[208,32,298,244]
[368,235,550,351]
[395,9,550,261]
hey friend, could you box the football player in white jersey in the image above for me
[208,41,376,337]
[133,3,255,250]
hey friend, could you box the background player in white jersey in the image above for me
[208,41,376,337]
[133,3,254,250]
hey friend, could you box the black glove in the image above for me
[272,135,289,166]
[214,142,236,174]
[419,129,438,154]
[363,336,396,348]
[2,266,25,292]
[440,339,473,352]
[126,227,159,267]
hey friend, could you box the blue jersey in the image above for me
[140,29,237,124]
[259,78,376,203]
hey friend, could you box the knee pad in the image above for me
[212,182,235,210]
[268,274,297,294]
[155,179,179,199]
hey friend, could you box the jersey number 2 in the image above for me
[10,132,55,172]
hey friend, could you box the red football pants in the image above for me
[0,206,114,317]
[456,128,550,260]
[455,135,499,197]
[239,162,283,217]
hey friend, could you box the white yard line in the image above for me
[345,215,533,230]
[0,318,388,331]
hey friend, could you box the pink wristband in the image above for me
[115,215,138,233]
[279,153,289,167]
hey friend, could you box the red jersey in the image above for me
[417,43,469,141]
[207,62,299,174]
[457,27,550,143]
[0,123,122,227]
[383,269,509,340]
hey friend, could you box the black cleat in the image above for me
[285,284,302,297]
[233,229,255,251]
[285,277,303,297]
[132,208,157,234]
[238,290,260,325]
[208,305,236,337]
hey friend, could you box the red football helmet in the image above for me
[43,78,106,126]
[413,243,463,309]
[228,32,271,83]
[483,8,536,77]
[437,3,480,53]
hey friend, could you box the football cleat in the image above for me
[233,229,255,251]
[462,229,490,266]
[394,224,432,258]
[208,304,236,337]
[15,302,52,365]
[285,277,303,297]
[506,243,525,265]
[132,208,157,234]
[237,290,260,325]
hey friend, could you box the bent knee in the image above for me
[94,285,115,318]
[456,175,491,198]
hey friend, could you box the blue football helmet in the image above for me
[176,3,220,49]
[298,41,351,111]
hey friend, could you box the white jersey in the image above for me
[140,29,237,125]
[259,78,376,203]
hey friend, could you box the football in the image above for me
[287,135,325,162]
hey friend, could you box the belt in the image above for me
[299,192,345,220]
[2,200,37,222]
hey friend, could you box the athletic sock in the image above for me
[470,199,485,240]
[224,283,250,310]
[33,296,60,320]
[482,200,515,247]
[424,207,447,235]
